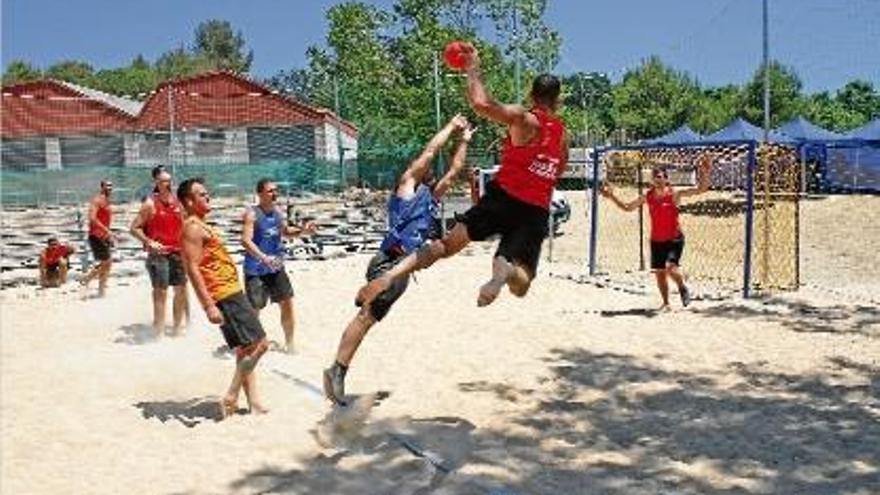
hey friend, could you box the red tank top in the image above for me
[89,198,112,239]
[146,193,183,252]
[496,106,566,210]
[646,188,681,242]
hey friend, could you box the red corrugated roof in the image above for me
[2,71,358,139]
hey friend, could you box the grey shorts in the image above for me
[216,291,266,349]
[146,253,186,289]
[245,270,294,310]
[361,251,410,321]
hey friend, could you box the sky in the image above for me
[2,0,878,93]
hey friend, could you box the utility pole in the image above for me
[512,0,521,101]
[762,0,770,143]
[334,76,345,188]
[433,52,447,235]
[167,85,176,177]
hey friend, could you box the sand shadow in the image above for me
[134,396,228,427]
[599,307,659,318]
[698,297,880,336]
[113,323,159,345]
[450,348,880,494]
[228,415,478,494]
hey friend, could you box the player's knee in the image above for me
[509,280,530,297]
[415,242,442,269]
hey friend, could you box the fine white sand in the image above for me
[2,234,878,494]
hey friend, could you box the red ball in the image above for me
[443,41,470,71]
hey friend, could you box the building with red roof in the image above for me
[1,71,357,170]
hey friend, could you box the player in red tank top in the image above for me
[130,166,190,338]
[601,156,712,310]
[356,42,568,309]
[80,179,114,297]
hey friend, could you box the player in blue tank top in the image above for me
[323,115,476,405]
[241,178,317,353]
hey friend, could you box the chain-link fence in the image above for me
[576,142,801,298]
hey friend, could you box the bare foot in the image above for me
[658,304,672,313]
[477,279,504,307]
[356,278,389,306]
[249,402,269,415]
[219,397,238,419]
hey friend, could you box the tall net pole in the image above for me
[761,0,771,289]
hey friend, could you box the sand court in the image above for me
[2,245,878,494]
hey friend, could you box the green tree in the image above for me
[835,80,879,123]
[155,45,211,81]
[193,19,254,73]
[802,91,864,132]
[741,60,802,128]
[45,60,96,86]
[689,85,740,134]
[2,60,43,85]
[611,56,697,139]
[92,55,158,98]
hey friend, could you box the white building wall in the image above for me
[45,137,62,170]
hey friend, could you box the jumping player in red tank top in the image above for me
[356,42,568,309]
[130,165,190,338]
[601,157,712,310]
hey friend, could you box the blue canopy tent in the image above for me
[822,118,880,193]
[774,116,844,193]
[704,117,795,143]
[642,125,704,145]
[776,116,844,142]
[847,118,880,141]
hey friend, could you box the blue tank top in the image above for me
[379,185,440,255]
[243,206,285,276]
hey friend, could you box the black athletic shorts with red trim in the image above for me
[458,181,549,277]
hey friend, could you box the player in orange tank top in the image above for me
[601,156,712,310]
[355,42,568,309]
[130,166,190,338]
[178,177,269,418]
[80,179,115,297]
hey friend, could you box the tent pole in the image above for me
[589,148,600,276]
[744,142,757,298]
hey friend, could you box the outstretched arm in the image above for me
[398,115,467,197]
[676,155,712,200]
[600,184,645,212]
[433,126,476,199]
[462,45,533,128]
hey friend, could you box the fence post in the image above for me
[743,141,756,298]
[588,148,600,276]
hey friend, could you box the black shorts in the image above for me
[88,235,112,261]
[362,250,409,322]
[245,270,294,310]
[45,262,62,273]
[146,253,186,289]
[216,291,266,349]
[650,235,685,270]
[459,181,549,277]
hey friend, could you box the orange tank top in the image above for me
[188,217,241,302]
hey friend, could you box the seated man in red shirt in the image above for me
[39,238,75,288]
